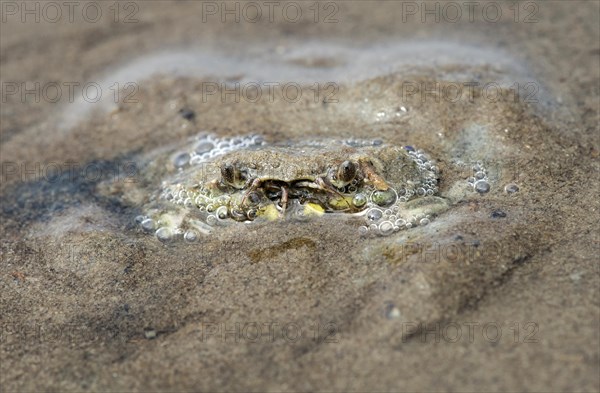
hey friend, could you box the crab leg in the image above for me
[240,178,261,206]
[280,186,289,216]
[295,178,351,210]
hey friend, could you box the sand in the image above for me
[1,1,599,392]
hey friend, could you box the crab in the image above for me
[215,149,390,214]
[177,140,436,222]
[135,135,441,241]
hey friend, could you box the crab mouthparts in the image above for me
[240,178,354,218]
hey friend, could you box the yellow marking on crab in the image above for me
[259,204,280,221]
[303,203,325,216]
[327,196,354,211]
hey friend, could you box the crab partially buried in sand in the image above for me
[136,134,447,242]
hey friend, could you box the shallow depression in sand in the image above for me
[4,38,546,348]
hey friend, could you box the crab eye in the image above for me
[220,163,246,186]
[221,163,235,184]
[337,161,357,183]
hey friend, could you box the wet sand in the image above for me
[1,1,599,392]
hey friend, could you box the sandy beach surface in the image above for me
[1,1,599,391]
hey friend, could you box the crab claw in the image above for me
[359,159,390,191]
